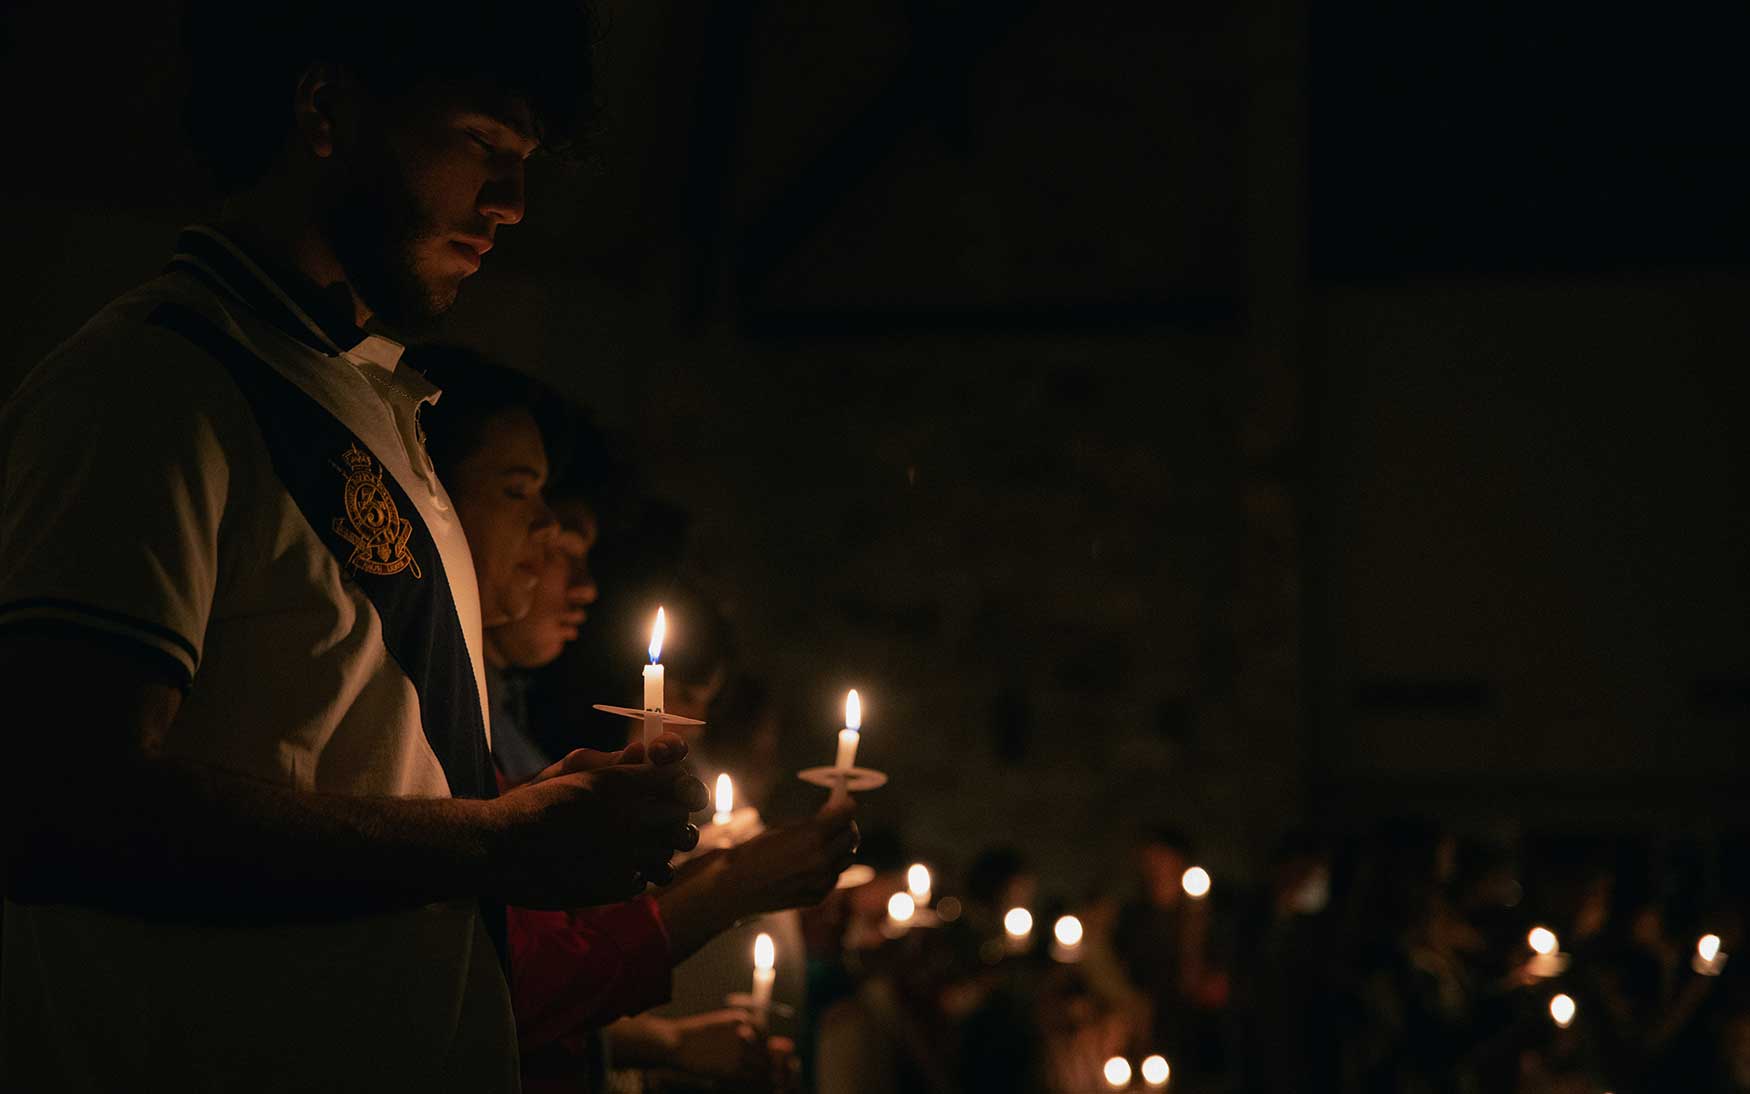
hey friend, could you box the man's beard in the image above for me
[326,164,456,336]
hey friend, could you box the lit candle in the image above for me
[1054,915,1083,947]
[1181,866,1211,900]
[907,863,932,907]
[750,932,775,1018]
[1103,1056,1132,1090]
[642,608,666,745]
[887,891,916,927]
[1003,907,1034,952]
[1549,993,1576,1028]
[1051,914,1084,962]
[1140,1054,1170,1088]
[836,689,861,769]
[1526,925,1565,978]
[713,773,734,826]
[1694,933,1728,976]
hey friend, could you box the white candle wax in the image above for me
[641,608,666,746]
[750,933,776,1017]
[834,728,859,770]
[713,773,734,826]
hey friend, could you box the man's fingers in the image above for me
[675,773,709,811]
[529,746,623,783]
[597,764,708,812]
[646,731,689,766]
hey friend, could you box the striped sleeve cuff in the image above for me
[0,598,197,686]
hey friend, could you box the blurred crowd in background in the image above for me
[463,355,1749,1094]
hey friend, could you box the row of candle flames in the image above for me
[1525,924,1729,1034]
[648,612,1729,1087]
[642,607,1204,1090]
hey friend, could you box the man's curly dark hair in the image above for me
[182,0,598,192]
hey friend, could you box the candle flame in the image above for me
[648,607,666,663]
[1004,907,1033,938]
[1103,1056,1132,1089]
[1140,1054,1170,1087]
[845,689,862,731]
[715,773,733,817]
[907,863,932,901]
[1699,934,1722,963]
[1528,926,1558,956]
[1054,915,1084,947]
[753,932,775,971]
[887,891,915,923]
[1181,866,1211,899]
[1549,993,1576,1027]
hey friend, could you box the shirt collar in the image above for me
[167,225,401,363]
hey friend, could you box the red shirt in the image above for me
[508,897,674,1053]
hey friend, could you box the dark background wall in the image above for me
[3,0,1745,892]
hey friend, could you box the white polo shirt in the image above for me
[0,227,514,1092]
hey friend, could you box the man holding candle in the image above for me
[0,4,711,1091]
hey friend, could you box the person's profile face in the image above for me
[488,510,599,669]
[327,80,537,329]
[448,408,557,627]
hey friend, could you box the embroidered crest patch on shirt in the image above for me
[331,443,423,578]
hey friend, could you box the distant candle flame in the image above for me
[1004,907,1034,938]
[1103,1056,1132,1089]
[887,892,915,923]
[907,863,932,901]
[1549,993,1576,1027]
[1054,915,1084,947]
[845,689,862,730]
[1528,926,1558,956]
[754,932,775,971]
[1181,866,1211,899]
[1140,1054,1170,1087]
[648,607,666,663]
[1699,934,1722,963]
[714,773,733,818]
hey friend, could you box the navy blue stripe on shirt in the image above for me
[144,302,495,804]
[0,596,199,664]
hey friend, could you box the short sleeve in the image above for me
[0,319,240,686]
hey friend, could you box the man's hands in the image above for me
[723,798,859,917]
[488,733,707,908]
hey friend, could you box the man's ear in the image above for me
[291,63,346,160]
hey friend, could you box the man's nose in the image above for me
[478,162,525,226]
